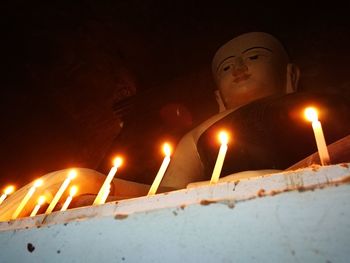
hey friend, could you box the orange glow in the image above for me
[113,156,123,168]
[34,179,43,188]
[37,196,46,205]
[218,131,229,145]
[163,143,172,157]
[4,185,15,195]
[304,107,318,122]
[0,185,15,205]
[69,186,78,196]
[68,169,77,180]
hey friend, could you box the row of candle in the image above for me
[1,183,77,218]
[10,178,79,219]
[1,144,172,219]
[1,106,330,219]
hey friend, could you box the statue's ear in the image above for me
[214,90,226,112]
[286,63,300,93]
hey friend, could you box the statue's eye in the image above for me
[248,55,259,60]
[223,65,231,71]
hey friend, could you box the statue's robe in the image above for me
[197,91,350,180]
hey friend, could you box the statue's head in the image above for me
[212,32,300,111]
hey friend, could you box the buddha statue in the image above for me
[160,32,350,189]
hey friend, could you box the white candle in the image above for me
[0,185,15,205]
[148,143,172,195]
[12,179,43,219]
[93,157,123,205]
[100,184,111,204]
[45,169,77,214]
[210,131,229,184]
[304,107,330,165]
[61,186,78,211]
[30,196,46,217]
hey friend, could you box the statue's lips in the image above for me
[233,73,251,83]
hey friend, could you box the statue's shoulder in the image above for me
[189,109,236,143]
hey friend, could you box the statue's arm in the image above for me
[161,109,235,190]
[160,132,204,190]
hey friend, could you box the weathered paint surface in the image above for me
[0,164,349,262]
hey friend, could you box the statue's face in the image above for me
[213,32,289,109]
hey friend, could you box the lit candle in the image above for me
[12,179,43,220]
[148,143,172,195]
[210,131,229,184]
[0,185,15,205]
[60,186,78,211]
[45,169,77,214]
[304,107,330,165]
[100,184,111,204]
[30,196,46,217]
[93,156,123,205]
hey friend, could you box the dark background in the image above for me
[1,1,350,187]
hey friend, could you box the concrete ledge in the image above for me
[1,163,349,232]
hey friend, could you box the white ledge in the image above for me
[1,163,349,232]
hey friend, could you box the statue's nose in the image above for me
[231,58,248,76]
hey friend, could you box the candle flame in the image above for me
[34,179,43,188]
[218,131,229,145]
[4,185,15,195]
[37,196,46,205]
[163,143,172,157]
[304,107,318,122]
[69,186,78,196]
[113,157,123,168]
[68,169,77,180]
